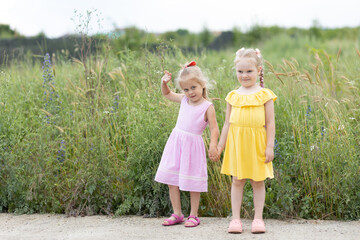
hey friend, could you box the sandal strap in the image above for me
[163,213,184,226]
[171,213,182,220]
[186,216,200,223]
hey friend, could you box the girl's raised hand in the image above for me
[161,71,172,84]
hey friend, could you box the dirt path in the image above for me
[0,214,359,240]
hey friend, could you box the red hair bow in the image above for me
[185,61,196,68]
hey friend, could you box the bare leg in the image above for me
[163,185,182,224]
[231,177,246,220]
[250,180,265,220]
[185,191,201,226]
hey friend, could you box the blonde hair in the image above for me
[174,63,211,100]
[234,48,264,87]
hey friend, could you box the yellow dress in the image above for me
[220,88,277,181]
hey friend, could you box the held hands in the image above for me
[208,145,220,162]
[209,145,223,162]
[265,146,274,163]
[161,71,172,84]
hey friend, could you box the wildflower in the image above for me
[349,117,355,120]
[306,105,311,117]
[42,53,61,124]
[321,127,326,136]
[310,145,319,151]
[112,95,120,111]
[338,125,345,130]
[56,140,66,162]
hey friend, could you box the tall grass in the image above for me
[0,38,359,219]
[263,48,360,219]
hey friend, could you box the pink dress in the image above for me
[155,96,213,192]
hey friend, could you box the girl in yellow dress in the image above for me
[217,48,277,234]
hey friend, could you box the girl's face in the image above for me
[235,58,261,88]
[179,79,204,105]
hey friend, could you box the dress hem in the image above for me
[220,171,274,181]
[154,178,208,192]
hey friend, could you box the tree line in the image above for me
[0,23,359,64]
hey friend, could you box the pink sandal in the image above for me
[251,219,266,233]
[228,219,242,233]
[162,213,184,226]
[184,215,200,227]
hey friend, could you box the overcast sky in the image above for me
[1,0,359,38]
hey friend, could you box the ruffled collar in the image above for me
[225,88,277,107]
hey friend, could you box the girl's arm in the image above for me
[217,102,232,153]
[206,105,220,161]
[264,99,275,163]
[161,71,184,103]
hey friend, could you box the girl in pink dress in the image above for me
[155,61,219,227]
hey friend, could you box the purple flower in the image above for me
[41,53,61,124]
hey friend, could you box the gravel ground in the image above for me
[0,214,359,240]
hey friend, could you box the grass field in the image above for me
[0,35,359,220]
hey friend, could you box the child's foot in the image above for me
[162,213,184,226]
[228,219,242,233]
[184,216,200,227]
[251,219,266,233]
